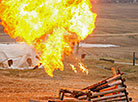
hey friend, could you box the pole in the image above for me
[133,52,135,66]
[73,41,79,55]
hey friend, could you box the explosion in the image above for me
[0,0,96,77]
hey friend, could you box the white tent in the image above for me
[0,43,39,69]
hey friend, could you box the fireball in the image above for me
[0,0,97,77]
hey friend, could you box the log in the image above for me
[59,89,89,99]
[64,93,75,98]
[82,74,123,90]
[64,93,91,101]
[90,93,125,102]
[91,87,126,98]
[100,58,115,63]
[117,68,130,102]
[112,67,117,76]
[33,56,42,70]
[78,87,126,100]
[106,74,123,82]
[33,63,42,70]
[93,80,123,92]
[103,97,126,102]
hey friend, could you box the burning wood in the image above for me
[90,93,126,102]
[82,73,123,90]
[58,68,132,102]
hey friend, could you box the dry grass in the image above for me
[93,3,138,34]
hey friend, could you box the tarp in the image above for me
[0,43,38,69]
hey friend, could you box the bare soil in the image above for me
[0,62,138,102]
[0,33,138,102]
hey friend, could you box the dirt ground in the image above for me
[0,3,138,102]
[0,33,138,102]
[0,62,138,102]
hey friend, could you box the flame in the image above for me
[0,0,96,77]
[70,64,77,73]
[70,63,88,74]
[79,62,88,74]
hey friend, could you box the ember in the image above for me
[0,0,96,77]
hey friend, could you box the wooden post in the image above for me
[133,52,135,66]
[73,41,79,55]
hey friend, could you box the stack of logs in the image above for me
[59,68,132,102]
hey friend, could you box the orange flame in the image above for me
[70,64,77,73]
[70,63,88,74]
[79,62,88,74]
[0,0,96,77]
